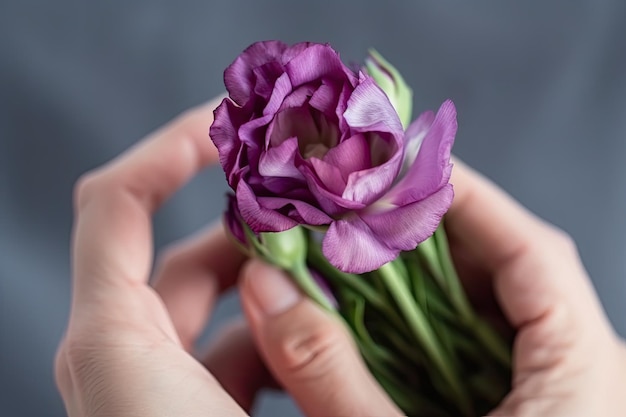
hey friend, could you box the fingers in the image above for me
[71,98,222,309]
[447,159,555,273]
[202,320,274,413]
[152,223,247,351]
[240,259,403,417]
[447,160,603,331]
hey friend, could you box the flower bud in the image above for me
[260,226,308,270]
[364,49,413,128]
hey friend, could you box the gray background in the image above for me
[1,1,625,416]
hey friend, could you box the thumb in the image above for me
[240,259,402,417]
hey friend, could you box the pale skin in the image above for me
[55,98,626,416]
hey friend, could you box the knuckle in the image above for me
[544,225,578,255]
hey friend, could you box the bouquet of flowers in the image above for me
[210,40,511,416]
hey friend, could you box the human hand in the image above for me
[444,160,626,416]
[229,159,625,417]
[54,98,400,417]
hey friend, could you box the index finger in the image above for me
[71,97,224,305]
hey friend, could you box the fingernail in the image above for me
[246,260,301,316]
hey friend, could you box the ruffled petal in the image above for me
[298,161,365,215]
[285,43,357,87]
[322,216,397,273]
[342,146,401,205]
[252,61,286,101]
[344,77,404,137]
[308,157,347,195]
[236,181,297,233]
[281,42,314,64]
[267,107,320,148]
[253,175,308,195]
[224,194,247,245]
[401,110,435,174]
[209,98,248,182]
[362,184,453,251]
[257,196,333,226]
[383,100,457,206]
[225,40,288,106]
[238,113,274,148]
[335,78,405,204]
[263,72,294,117]
[258,137,303,179]
[309,80,342,121]
[322,133,371,180]
[278,84,316,111]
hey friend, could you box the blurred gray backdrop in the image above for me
[1,1,625,416]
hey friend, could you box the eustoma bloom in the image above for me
[211,40,457,273]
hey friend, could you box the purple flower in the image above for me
[211,41,456,273]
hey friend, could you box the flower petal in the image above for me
[252,61,286,101]
[255,176,307,195]
[384,100,457,206]
[257,196,333,225]
[342,148,401,205]
[322,216,397,273]
[308,157,346,195]
[322,133,371,180]
[267,107,321,148]
[401,110,435,175]
[281,42,314,64]
[298,161,366,215]
[309,80,342,121]
[224,193,247,246]
[210,98,247,182]
[225,40,288,106]
[362,184,454,251]
[285,43,357,87]
[236,181,297,233]
[258,137,303,179]
[344,77,404,137]
[263,72,294,117]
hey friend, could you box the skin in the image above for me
[55,98,626,416]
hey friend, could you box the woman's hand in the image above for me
[446,160,626,416]
[54,99,400,417]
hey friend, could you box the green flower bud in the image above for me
[364,49,413,128]
[260,226,308,270]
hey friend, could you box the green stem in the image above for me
[377,261,474,416]
[433,224,512,367]
[307,240,407,331]
[432,225,474,318]
[289,262,336,312]
[471,319,512,367]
